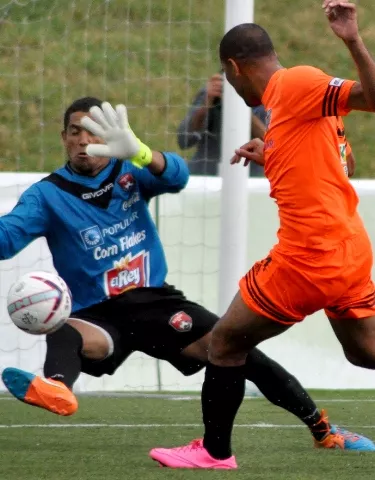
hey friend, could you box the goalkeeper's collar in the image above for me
[65,158,116,178]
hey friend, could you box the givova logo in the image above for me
[80,225,104,250]
[81,183,114,200]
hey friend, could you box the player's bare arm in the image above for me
[146,151,169,175]
[189,73,223,132]
[347,151,356,177]
[324,1,375,111]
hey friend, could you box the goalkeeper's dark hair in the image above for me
[63,97,103,131]
[220,23,275,64]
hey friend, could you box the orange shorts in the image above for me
[240,233,375,325]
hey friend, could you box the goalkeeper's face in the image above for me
[62,111,108,176]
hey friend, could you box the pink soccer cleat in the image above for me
[149,438,237,469]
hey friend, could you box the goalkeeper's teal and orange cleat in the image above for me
[327,425,375,451]
[2,367,78,416]
[149,439,237,469]
[313,409,375,451]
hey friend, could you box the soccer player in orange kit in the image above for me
[149,1,375,469]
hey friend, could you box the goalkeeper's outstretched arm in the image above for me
[146,150,170,176]
[133,151,189,198]
[0,186,49,260]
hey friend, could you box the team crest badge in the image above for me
[169,311,192,332]
[118,173,135,192]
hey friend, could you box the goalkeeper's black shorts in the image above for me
[70,284,217,377]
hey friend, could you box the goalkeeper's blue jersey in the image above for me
[0,154,189,312]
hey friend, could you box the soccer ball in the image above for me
[7,271,72,335]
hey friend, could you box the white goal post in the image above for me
[219,0,253,315]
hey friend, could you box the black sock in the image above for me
[303,410,331,441]
[202,363,246,459]
[245,349,329,441]
[44,323,83,389]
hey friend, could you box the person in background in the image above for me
[177,71,265,177]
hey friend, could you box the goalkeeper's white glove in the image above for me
[80,102,152,168]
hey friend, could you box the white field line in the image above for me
[168,397,375,403]
[2,395,375,403]
[0,423,374,429]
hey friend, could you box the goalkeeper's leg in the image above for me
[244,350,374,450]
[2,319,113,416]
[244,348,328,439]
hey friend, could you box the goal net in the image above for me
[0,0,225,392]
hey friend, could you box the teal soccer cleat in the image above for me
[329,425,375,451]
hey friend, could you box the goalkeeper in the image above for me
[1,97,373,453]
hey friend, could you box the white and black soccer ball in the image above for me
[7,271,72,335]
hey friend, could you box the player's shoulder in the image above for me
[284,65,328,83]
[26,166,67,199]
[15,180,48,207]
[52,165,67,176]
[36,165,67,183]
[279,66,334,103]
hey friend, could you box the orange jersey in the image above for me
[262,66,362,251]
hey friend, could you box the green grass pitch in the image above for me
[1,390,375,480]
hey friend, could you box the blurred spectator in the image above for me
[177,72,266,177]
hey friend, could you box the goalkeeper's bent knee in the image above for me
[46,323,83,351]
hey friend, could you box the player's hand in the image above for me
[230,138,265,167]
[322,1,359,42]
[80,102,152,168]
[206,73,223,106]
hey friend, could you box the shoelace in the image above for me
[311,416,330,436]
[175,439,203,453]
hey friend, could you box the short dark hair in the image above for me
[220,23,275,64]
[63,96,103,131]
